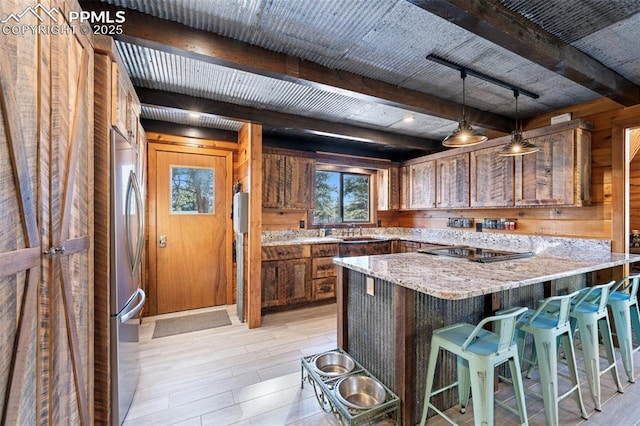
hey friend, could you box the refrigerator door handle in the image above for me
[124,170,145,275]
[120,288,146,323]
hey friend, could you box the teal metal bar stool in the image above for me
[563,281,624,411]
[515,291,588,426]
[606,274,640,382]
[420,306,528,426]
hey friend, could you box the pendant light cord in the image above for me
[461,69,467,122]
[513,89,520,132]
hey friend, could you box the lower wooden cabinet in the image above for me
[261,258,311,308]
[312,277,336,300]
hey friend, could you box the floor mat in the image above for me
[152,310,232,338]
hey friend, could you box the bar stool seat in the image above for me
[420,306,528,426]
[607,274,640,383]
[515,291,588,426]
[550,281,624,411]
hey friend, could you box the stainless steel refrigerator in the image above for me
[110,128,146,425]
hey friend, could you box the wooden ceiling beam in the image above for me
[136,87,441,151]
[407,0,640,107]
[78,1,512,132]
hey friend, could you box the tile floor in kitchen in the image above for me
[126,303,640,425]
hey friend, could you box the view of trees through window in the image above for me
[313,170,370,224]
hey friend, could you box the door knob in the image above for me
[159,235,167,248]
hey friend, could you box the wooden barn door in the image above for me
[0,0,94,423]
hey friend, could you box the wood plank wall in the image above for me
[236,124,263,328]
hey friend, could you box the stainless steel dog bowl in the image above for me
[312,351,355,377]
[334,375,386,409]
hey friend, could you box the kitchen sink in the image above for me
[339,236,381,243]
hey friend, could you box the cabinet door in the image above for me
[282,259,311,304]
[437,153,470,208]
[399,166,409,209]
[262,153,285,208]
[409,161,436,209]
[470,145,514,207]
[514,130,574,206]
[261,261,280,308]
[284,156,315,208]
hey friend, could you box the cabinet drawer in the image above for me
[311,243,339,257]
[262,244,310,260]
[312,277,336,300]
[339,241,391,257]
[312,257,337,278]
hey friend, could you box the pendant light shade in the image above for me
[498,91,539,157]
[442,70,487,148]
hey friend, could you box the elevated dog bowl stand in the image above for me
[301,348,401,425]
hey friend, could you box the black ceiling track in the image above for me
[426,54,539,99]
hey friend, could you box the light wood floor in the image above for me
[126,304,640,425]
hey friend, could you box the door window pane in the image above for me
[171,166,214,214]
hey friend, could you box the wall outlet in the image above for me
[299,220,305,229]
[366,277,375,296]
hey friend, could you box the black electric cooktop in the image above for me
[418,245,533,263]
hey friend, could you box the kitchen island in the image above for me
[333,250,640,425]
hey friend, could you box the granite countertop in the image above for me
[333,251,640,300]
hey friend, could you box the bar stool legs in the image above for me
[420,307,528,426]
[517,291,588,426]
[607,274,640,383]
[569,281,624,411]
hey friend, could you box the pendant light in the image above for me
[442,70,488,148]
[498,90,539,156]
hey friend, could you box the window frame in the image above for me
[311,164,377,227]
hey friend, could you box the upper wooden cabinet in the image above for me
[409,160,437,209]
[470,145,514,207]
[514,123,591,206]
[263,153,315,209]
[377,167,400,210]
[399,119,592,210]
[436,153,470,208]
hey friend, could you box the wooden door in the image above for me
[437,153,470,208]
[1,0,93,423]
[470,145,514,207]
[153,148,232,314]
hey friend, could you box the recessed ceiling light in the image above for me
[403,116,415,123]
[188,112,201,118]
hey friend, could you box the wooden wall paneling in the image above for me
[262,210,308,231]
[612,118,640,255]
[92,51,112,426]
[238,123,263,328]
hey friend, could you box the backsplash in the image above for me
[261,227,611,257]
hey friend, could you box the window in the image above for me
[313,169,371,225]
[170,166,215,214]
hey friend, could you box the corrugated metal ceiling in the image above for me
[98,0,640,154]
